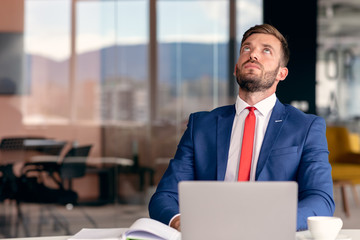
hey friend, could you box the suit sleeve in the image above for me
[296,116,335,230]
[148,113,196,225]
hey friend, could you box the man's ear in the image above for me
[277,67,288,81]
[233,64,238,77]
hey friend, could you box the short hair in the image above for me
[241,24,290,67]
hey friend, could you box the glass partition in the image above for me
[0,0,262,237]
[157,0,229,144]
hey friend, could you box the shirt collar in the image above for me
[235,93,277,117]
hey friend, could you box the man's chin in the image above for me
[242,71,260,78]
[240,75,260,83]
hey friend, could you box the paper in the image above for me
[68,228,126,240]
[121,218,181,240]
[68,218,181,240]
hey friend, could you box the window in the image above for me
[24,0,71,124]
[157,0,229,130]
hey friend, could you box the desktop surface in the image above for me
[1,229,359,240]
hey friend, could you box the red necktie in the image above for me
[238,107,256,181]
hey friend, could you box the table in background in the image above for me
[86,157,134,203]
[29,156,136,204]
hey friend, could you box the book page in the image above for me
[68,228,126,240]
[123,218,181,240]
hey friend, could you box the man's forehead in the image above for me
[242,33,281,48]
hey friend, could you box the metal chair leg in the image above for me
[15,202,30,237]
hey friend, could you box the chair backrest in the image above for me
[349,132,360,152]
[0,136,46,151]
[0,164,19,201]
[326,126,353,163]
[0,138,25,151]
[60,145,92,180]
[0,136,56,164]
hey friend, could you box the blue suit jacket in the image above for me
[148,100,335,230]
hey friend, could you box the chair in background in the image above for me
[326,126,360,217]
[0,136,45,150]
[0,136,67,237]
[19,144,96,236]
[59,145,92,191]
[0,164,30,237]
[116,141,155,195]
[0,136,50,164]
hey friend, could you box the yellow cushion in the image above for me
[349,132,360,152]
[331,163,360,184]
[326,126,353,163]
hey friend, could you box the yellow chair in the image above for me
[349,132,360,152]
[326,126,360,217]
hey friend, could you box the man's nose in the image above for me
[249,50,259,61]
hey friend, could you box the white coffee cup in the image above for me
[307,216,343,240]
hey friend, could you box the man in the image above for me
[148,24,335,231]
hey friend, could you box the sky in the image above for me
[24,0,262,61]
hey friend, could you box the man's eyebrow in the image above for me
[241,42,275,50]
[263,44,275,52]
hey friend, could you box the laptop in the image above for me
[179,181,298,240]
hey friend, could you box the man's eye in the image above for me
[264,48,271,54]
[243,47,250,52]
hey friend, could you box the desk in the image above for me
[23,139,66,148]
[296,229,360,239]
[0,229,359,240]
[23,139,66,157]
[0,237,70,240]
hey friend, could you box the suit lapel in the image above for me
[216,106,236,180]
[255,100,288,179]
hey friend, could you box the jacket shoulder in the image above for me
[282,103,325,125]
[192,105,235,118]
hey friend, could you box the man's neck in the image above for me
[238,89,275,106]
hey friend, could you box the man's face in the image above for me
[235,33,287,93]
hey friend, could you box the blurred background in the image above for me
[1,0,360,238]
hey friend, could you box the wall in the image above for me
[0,0,23,32]
[0,0,24,95]
[263,0,317,114]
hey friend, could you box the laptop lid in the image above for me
[179,181,298,240]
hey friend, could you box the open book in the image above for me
[68,218,181,240]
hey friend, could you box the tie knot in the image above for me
[246,107,256,113]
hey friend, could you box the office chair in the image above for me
[0,136,66,237]
[326,126,360,217]
[59,145,91,191]
[19,144,96,236]
[0,164,31,237]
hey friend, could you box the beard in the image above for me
[236,61,280,93]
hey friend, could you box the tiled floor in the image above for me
[0,202,149,238]
[1,185,360,238]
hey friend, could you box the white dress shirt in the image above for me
[224,93,277,181]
